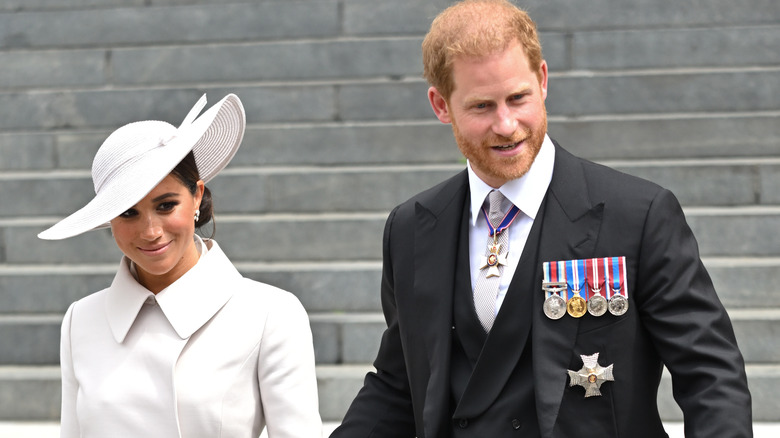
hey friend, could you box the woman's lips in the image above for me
[138,241,171,256]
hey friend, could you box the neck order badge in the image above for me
[478,201,521,278]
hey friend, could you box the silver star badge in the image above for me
[567,352,614,397]
[479,243,507,278]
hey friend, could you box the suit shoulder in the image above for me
[392,169,468,219]
[578,156,667,203]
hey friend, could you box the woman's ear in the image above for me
[194,180,205,210]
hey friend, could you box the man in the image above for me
[330,0,752,436]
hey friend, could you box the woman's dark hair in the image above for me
[170,151,215,235]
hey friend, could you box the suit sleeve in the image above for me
[636,188,752,437]
[60,302,80,438]
[330,206,417,437]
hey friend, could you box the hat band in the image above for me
[93,133,182,194]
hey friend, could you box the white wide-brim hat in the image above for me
[38,93,245,240]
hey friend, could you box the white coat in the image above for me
[59,238,322,437]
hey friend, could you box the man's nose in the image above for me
[492,105,518,138]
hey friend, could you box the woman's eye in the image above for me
[158,201,178,212]
[119,208,137,218]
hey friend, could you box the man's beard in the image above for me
[453,110,547,185]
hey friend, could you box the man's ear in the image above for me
[428,86,452,124]
[539,60,548,101]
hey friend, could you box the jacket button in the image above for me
[457,418,469,428]
[512,418,521,430]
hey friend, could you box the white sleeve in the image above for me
[257,292,322,438]
[59,302,80,438]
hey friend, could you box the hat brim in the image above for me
[37,94,245,240]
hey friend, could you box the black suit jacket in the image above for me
[332,142,752,437]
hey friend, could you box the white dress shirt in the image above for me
[467,134,555,315]
[59,237,322,438]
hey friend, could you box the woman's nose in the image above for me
[139,215,163,240]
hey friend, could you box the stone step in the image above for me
[3,159,779,219]
[3,0,779,31]
[4,423,780,438]
[0,421,341,438]
[2,256,779,316]
[1,363,779,422]
[4,207,780,264]
[5,24,780,88]
[3,114,779,171]
[0,1,339,50]
[0,261,384,314]
[1,308,777,366]
[1,69,779,132]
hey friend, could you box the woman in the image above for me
[38,94,322,437]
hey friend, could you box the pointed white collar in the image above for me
[467,134,555,226]
[104,237,241,343]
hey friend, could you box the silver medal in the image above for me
[587,286,608,317]
[544,293,566,320]
[542,282,567,320]
[608,291,628,316]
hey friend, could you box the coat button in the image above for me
[512,418,522,430]
[457,418,469,428]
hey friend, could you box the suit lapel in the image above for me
[533,144,605,437]
[411,171,470,438]
[410,144,604,436]
[451,193,546,419]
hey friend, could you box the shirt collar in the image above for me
[468,134,555,226]
[105,236,240,343]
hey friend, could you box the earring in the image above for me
[194,210,200,222]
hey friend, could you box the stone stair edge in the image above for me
[5,156,780,179]
[3,205,780,229]
[2,308,779,321]
[3,255,780,272]
[3,362,779,378]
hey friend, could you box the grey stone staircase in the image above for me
[1,0,779,425]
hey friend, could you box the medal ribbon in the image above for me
[565,259,586,298]
[557,261,567,300]
[586,258,598,298]
[576,259,587,299]
[609,257,622,296]
[543,261,565,299]
[611,256,628,298]
[602,257,612,299]
[543,261,551,298]
[481,204,521,237]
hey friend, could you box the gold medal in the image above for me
[566,292,587,318]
